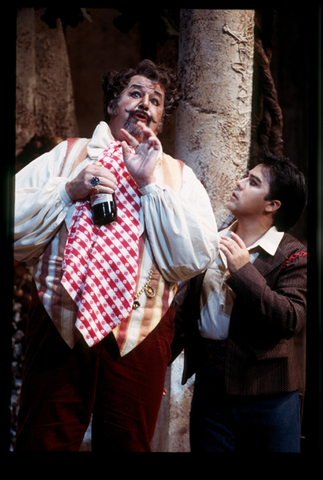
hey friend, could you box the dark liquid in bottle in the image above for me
[91,193,117,225]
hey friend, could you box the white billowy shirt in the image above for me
[199,221,284,341]
[14,122,219,354]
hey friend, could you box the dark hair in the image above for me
[260,151,307,231]
[102,59,182,124]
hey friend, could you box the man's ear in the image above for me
[265,199,281,213]
[107,101,119,117]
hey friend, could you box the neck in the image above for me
[234,218,272,248]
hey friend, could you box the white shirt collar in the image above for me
[222,220,284,256]
[250,226,284,255]
[87,121,115,159]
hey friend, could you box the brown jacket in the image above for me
[170,233,307,396]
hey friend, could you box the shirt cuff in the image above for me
[59,182,74,207]
[138,182,159,196]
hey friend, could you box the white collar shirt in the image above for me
[199,221,284,341]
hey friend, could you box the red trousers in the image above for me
[15,285,174,451]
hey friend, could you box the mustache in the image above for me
[125,108,157,125]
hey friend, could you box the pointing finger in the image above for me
[121,140,131,162]
[120,128,141,148]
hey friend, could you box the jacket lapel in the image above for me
[253,234,288,278]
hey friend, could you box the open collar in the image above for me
[222,220,284,255]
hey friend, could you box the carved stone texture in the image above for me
[175,9,255,228]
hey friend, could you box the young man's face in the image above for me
[227,164,277,220]
[108,75,165,141]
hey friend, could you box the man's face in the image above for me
[108,75,165,141]
[227,164,275,219]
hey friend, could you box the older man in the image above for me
[14,59,218,451]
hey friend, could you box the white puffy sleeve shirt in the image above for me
[14,122,219,282]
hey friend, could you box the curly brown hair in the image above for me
[102,59,182,125]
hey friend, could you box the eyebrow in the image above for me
[129,83,163,99]
[249,172,262,184]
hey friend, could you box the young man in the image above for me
[14,59,218,451]
[171,152,307,452]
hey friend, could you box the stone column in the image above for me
[175,9,255,226]
[167,9,254,452]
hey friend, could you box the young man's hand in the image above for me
[219,232,250,274]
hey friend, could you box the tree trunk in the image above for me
[175,9,255,227]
